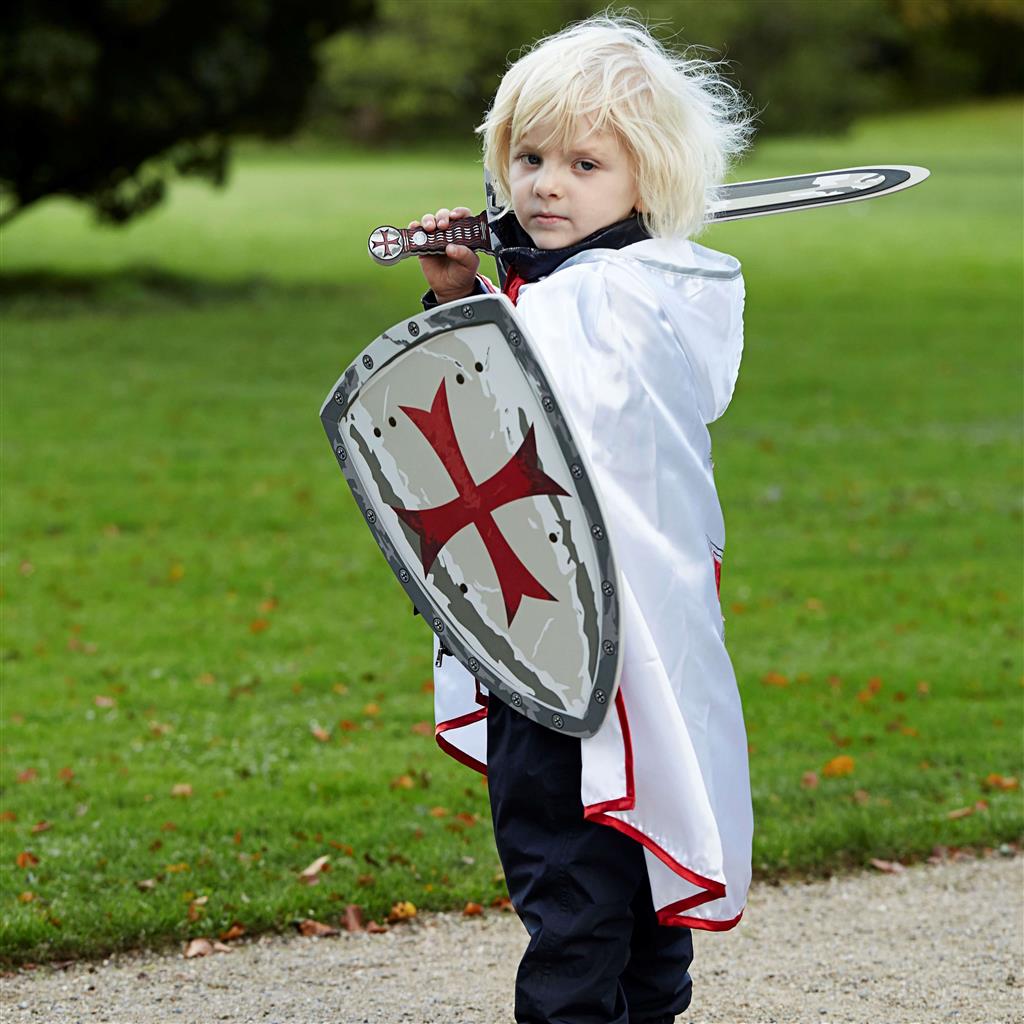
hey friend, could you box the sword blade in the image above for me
[708,165,930,222]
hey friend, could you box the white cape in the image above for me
[432,236,753,930]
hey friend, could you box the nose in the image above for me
[533,163,565,198]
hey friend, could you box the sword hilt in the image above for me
[367,211,495,266]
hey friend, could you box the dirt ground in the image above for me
[2,852,1022,1024]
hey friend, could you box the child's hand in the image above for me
[410,207,481,303]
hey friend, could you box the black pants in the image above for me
[487,697,693,1024]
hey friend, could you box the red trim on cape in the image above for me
[434,707,488,776]
[579,691,634,814]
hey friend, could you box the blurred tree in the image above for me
[0,0,374,226]
[310,0,592,145]
[311,0,1022,145]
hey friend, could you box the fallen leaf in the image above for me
[16,768,37,783]
[947,800,989,820]
[30,821,51,834]
[169,563,185,582]
[342,904,365,932]
[982,773,1019,791]
[18,891,34,903]
[916,680,930,696]
[357,873,375,887]
[429,806,449,818]
[332,682,350,695]
[869,858,904,874]
[296,918,339,937]
[421,680,435,693]
[800,771,819,789]
[249,618,270,634]
[0,810,16,822]
[15,851,39,868]
[822,755,855,778]
[184,938,214,958]
[761,671,788,687]
[387,900,417,923]
[94,694,117,708]
[310,724,331,743]
[411,721,433,737]
[462,901,484,917]
[58,767,75,783]
[363,702,380,717]
[390,774,415,790]
[219,922,245,941]
[187,896,208,922]
[171,783,193,798]
[212,941,234,953]
[298,855,330,884]
[867,677,883,694]
[490,896,514,912]
[259,597,278,613]
[338,720,357,732]
[161,821,178,831]
[165,862,190,873]
[853,789,871,806]
[365,920,389,934]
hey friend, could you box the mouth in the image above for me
[533,213,568,225]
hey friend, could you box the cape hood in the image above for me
[552,237,745,424]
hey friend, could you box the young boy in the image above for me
[412,15,754,1023]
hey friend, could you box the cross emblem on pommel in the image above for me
[369,226,403,261]
[389,379,569,626]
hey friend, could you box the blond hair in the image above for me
[476,11,753,240]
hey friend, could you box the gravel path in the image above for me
[3,854,1021,1024]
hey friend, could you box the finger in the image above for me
[422,213,435,230]
[446,243,479,266]
[435,208,452,229]
[451,207,473,219]
[408,219,421,229]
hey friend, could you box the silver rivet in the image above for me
[468,657,480,672]
[431,617,444,633]
[362,354,374,370]
[591,524,604,540]
[541,396,554,412]
[511,693,522,707]
[398,568,410,583]
[509,330,520,346]
[408,322,420,337]
[335,444,347,462]
[601,580,614,596]
[602,640,616,656]
[595,689,606,704]
[461,305,474,319]
[552,714,564,729]
[365,509,377,524]
[333,391,344,405]
[570,464,583,479]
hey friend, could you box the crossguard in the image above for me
[367,211,495,266]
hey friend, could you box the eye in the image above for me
[575,160,597,172]
[517,153,541,166]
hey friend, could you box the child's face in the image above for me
[508,120,640,249]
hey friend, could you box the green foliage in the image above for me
[0,0,374,225]
[311,0,1024,142]
[0,102,1022,965]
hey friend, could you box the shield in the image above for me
[320,294,622,737]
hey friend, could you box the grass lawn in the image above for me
[1,100,1021,965]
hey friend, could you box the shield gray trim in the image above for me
[320,294,622,737]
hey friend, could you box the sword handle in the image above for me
[367,211,494,266]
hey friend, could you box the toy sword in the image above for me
[367,164,929,265]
